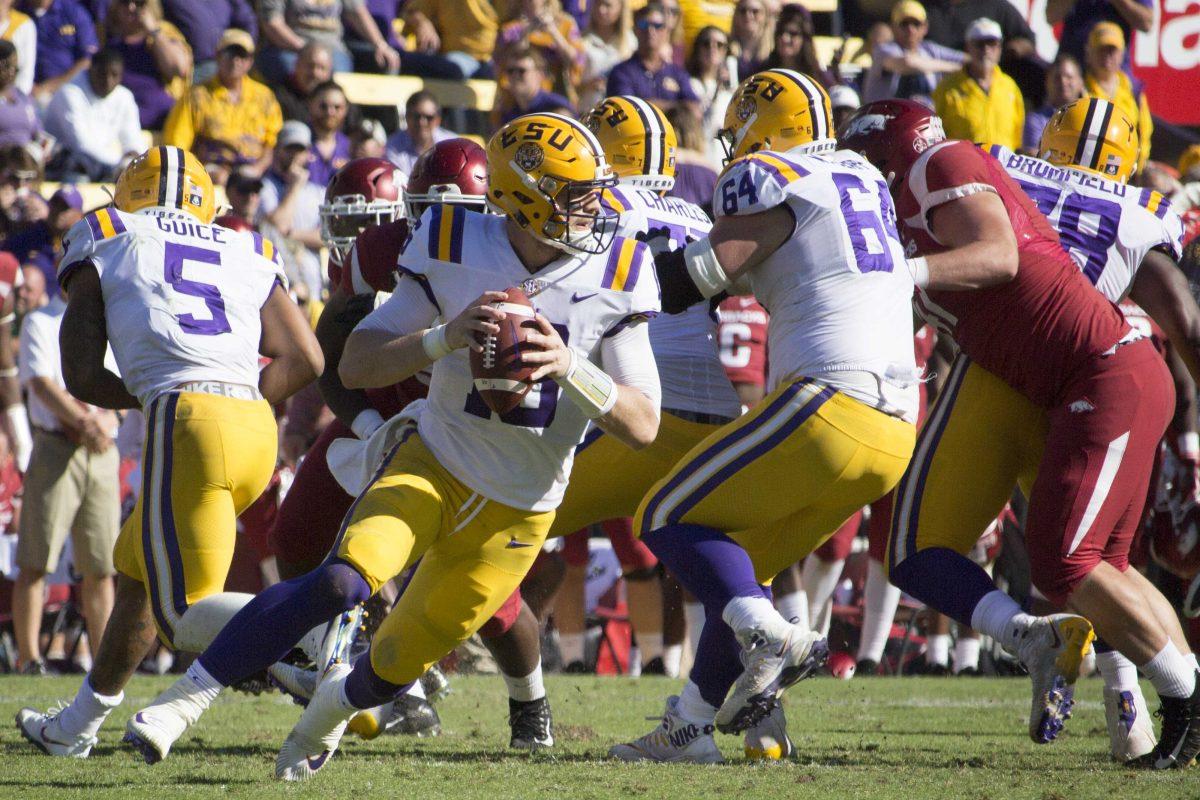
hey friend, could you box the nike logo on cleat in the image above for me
[571,292,597,303]
[39,725,70,747]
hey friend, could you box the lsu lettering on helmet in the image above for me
[717,69,834,164]
[405,137,489,223]
[320,157,403,260]
[581,96,677,192]
[1038,97,1139,183]
[487,112,618,255]
[114,146,215,224]
[837,98,947,188]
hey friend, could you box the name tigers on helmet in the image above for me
[581,96,677,192]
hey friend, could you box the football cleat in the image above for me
[420,664,452,704]
[15,705,97,758]
[1105,687,1156,762]
[269,661,320,707]
[743,698,793,761]
[509,697,554,749]
[1015,613,1095,744]
[609,696,723,764]
[1131,673,1200,770]
[275,663,353,782]
[716,624,828,734]
[384,694,441,737]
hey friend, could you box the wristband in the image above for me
[907,256,930,289]
[351,408,385,440]
[1180,432,1200,461]
[421,324,452,361]
[560,348,617,419]
[683,237,731,298]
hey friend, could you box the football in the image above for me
[469,286,539,415]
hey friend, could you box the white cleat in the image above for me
[609,696,724,764]
[275,663,353,781]
[16,705,97,758]
[123,679,209,764]
[269,661,319,706]
[744,698,793,761]
[716,623,828,734]
[1015,613,1095,744]
[1105,686,1157,762]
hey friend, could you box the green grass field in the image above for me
[0,673,1195,799]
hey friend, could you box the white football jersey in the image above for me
[602,186,741,419]
[364,204,661,512]
[987,144,1184,302]
[714,147,919,422]
[58,207,285,405]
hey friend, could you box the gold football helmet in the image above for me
[1038,98,1139,183]
[717,69,834,164]
[486,113,618,254]
[114,146,216,224]
[581,96,677,192]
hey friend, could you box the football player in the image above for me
[841,100,1199,767]
[613,69,920,762]
[15,146,324,757]
[123,114,663,780]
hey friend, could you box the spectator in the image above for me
[306,80,351,188]
[1083,21,1150,171]
[686,25,734,168]
[666,105,717,214]
[658,0,682,62]
[402,0,498,79]
[385,90,454,176]
[499,0,586,105]
[349,116,386,159]
[159,0,257,83]
[862,0,963,104]
[224,169,262,225]
[1,184,80,292]
[259,121,325,298]
[44,48,140,181]
[13,284,119,674]
[579,0,635,112]
[921,0,1036,59]
[730,0,774,79]
[103,0,192,130]
[1046,0,1151,69]
[273,41,332,125]
[0,146,47,238]
[0,40,39,149]
[494,46,574,127]
[163,29,283,183]
[0,0,35,93]
[932,18,1023,150]
[16,261,44,312]
[1021,53,1083,154]
[257,0,399,84]
[758,4,834,87]
[606,3,700,116]
[24,0,97,100]
[830,84,861,129]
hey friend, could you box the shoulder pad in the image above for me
[715,152,812,217]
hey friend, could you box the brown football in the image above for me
[469,287,539,415]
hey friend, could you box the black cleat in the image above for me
[1130,673,1200,770]
[509,697,554,749]
[641,656,666,675]
[855,658,880,676]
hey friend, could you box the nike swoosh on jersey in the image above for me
[571,292,597,303]
[505,540,535,548]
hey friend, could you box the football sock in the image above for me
[969,590,1035,651]
[504,661,545,703]
[926,633,950,667]
[56,676,122,739]
[684,602,705,658]
[176,661,223,712]
[643,524,766,614]
[1142,641,1197,699]
[199,559,370,687]
[723,596,792,641]
[677,680,718,726]
[1096,648,1140,693]
[893,547,999,629]
[662,643,683,678]
[558,633,585,666]
[344,651,412,710]
[637,632,664,664]
[774,591,809,629]
[802,557,844,634]
[690,614,746,708]
[857,559,900,664]
[953,636,980,672]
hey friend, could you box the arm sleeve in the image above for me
[74,6,99,58]
[599,320,661,411]
[258,0,286,19]
[263,93,283,149]
[353,272,440,336]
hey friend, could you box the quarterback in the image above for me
[15,146,324,757]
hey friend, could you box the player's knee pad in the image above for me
[172,592,254,652]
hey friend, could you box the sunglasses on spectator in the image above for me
[778,27,805,38]
[699,38,729,49]
[408,111,438,122]
[637,19,668,30]
[506,65,536,76]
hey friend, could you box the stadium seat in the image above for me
[334,73,498,113]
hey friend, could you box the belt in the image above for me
[664,408,735,426]
[173,381,263,401]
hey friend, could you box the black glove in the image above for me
[654,247,706,314]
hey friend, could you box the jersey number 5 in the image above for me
[164,242,231,336]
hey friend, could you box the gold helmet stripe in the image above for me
[624,96,667,178]
[770,69,829,141]
[1075,99,1114,173]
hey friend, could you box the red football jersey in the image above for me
[0,251,21,308]
[717,296,769,388]
[898,141,1130,407]
[338,218,411,296]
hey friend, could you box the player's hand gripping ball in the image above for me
[468,286,539,414]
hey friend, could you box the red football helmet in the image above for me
[405,137,489,223]
[837,99,946,189]
[213,214,254,233]
[320,157,404,260]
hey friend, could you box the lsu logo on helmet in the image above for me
[581,96,677,192]
[717,69,834,164]
[1038,98,1139,183]
[114,146,215,224]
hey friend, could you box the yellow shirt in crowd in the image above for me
[162,75,283,170]
[1084,70,1152,171]
[406,0,498,63]
[933,65,1024,152]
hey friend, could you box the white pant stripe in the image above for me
[1065,431,1129,556]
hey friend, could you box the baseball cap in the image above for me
[890,0,926,26]
[49,184,83,210]
[218,28,256,55]
[277,120,312,150]
[965,17,1002,43]
[1088,21,1125,51]
[829,84,861,111]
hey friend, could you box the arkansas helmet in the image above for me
[1038,97,1139,183]
[717,69,834,164]
[405,137,489,222]
[581,96,677,192]
[319,157,404,261]
[486,113,618,255]
[213,214,254,233]
[837,99,946,188]
[114,145,215,224]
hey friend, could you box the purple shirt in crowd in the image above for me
[1023,104,1055,153]
[669,161,718,217]
[606,57,700,105]
[109,36,176,129]
[162,0,258,63]
[23,0,98,84]
[0,88,41,147]
[1,220,55,293]
[308,131,352,188]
